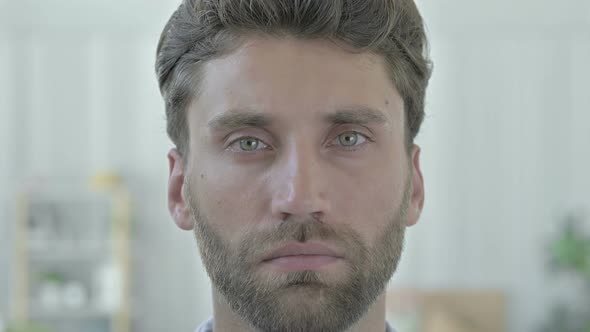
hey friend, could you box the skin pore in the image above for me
[167,35,424,332]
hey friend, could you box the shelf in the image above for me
[13,176,132,332]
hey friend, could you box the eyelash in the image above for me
[226,131,371,153]
[226,136,270,153]
[328,131,371,150]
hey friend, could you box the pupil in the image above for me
[241,138,258,150]
[341,133,357,146]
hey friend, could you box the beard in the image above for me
[185,179,410,332]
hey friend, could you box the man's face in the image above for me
[168,36,424,332]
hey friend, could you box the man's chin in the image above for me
[247,270,354,301]
[255,259,350,283]
[262,283,339,310]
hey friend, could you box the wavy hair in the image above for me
[156,0,432,156]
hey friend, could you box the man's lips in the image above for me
[261,242,344,271]
[262,242,344,261]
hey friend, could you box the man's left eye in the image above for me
[332,131,368,148]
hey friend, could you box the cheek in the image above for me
[195,161,269,240]
[330,162,404,240]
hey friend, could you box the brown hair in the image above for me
[156,0,432,157]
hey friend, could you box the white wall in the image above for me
[1,1,589,331]
[395,1,590,331]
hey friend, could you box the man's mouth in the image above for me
[261,242,344,272]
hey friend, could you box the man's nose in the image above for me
[270,145,330,221]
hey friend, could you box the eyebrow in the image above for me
[208,110,273,132]
[323,107,388,126]
[207,106,388,132]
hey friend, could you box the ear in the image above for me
[406,145,425,227]
[167,148,194,230]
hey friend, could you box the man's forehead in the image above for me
[200,35,392,86]
[226,34,385,69]
[190,35,404,130]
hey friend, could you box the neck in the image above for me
[210,288,388,332]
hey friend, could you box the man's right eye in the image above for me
[227,137,269,152]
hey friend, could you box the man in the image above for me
[156,0,431,331]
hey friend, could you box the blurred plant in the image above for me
[540,213,590,332]
[549,215,590,280]
[39,272,65,284]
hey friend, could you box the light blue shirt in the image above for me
[195,317,396,332]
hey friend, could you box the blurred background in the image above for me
[1,0,589,331]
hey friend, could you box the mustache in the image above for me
[235,218,366,265]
